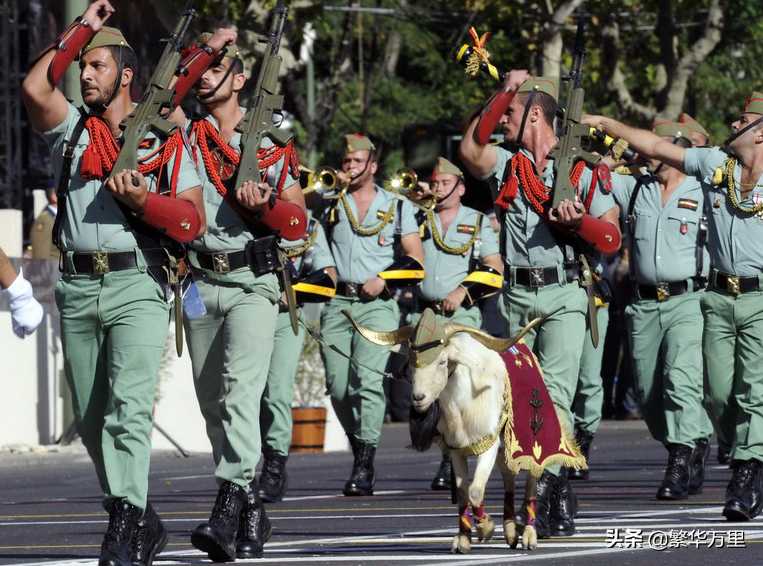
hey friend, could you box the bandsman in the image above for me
[320,133,424,496]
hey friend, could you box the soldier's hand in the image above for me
[336,170,352,188]
[443,286,467,313]
[106,169,148,211]
[83,0,115,32]
[503,69,529,93]
[361,276,386,299]
[207,27,238,52]
[548,199,585,228]
[236,181,273,212]
[582,113,606,131]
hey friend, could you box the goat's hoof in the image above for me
[451,533,472,554]
[503,520,519,548]
[523,525,538,550]
[475,514,495,542]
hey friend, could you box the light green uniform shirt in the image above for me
[283,213,335,275]
[420,205,499,300]
[42,102,200,252]
[684,147,763,276]
[326,187,418,283]
[484,147,616,267]
[612,173,709,285]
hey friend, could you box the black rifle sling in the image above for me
[52,107,88,252]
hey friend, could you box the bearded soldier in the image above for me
[459,71,621,537]
[20,1,206,563]
[173,27,306,560]
[320,133,424,496]
[586,93,763,522]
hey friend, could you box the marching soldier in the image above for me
[320,133,424,496]
[459,71,621,537]
[258,211,336,503]
[412,157,502,490]
[177,30,307,560]
[20,1,206,563]
[30,186,60,261]
[585,93,763,521]
[610,121,713,500]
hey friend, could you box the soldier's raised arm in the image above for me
[21,0,114,132]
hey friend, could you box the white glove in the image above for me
[5,269,44,338]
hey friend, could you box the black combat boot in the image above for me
[191,481,249,562]
[717,444,731,466]
[569,429,594,480]
[656,443,693,500]
[722,459,763,522]
[130,502,167,566]
[550,468,577,536]
[430,452,452,491]
[525,470,557,539]
[689,438,711,495]
[258,451,289,503]
[99,499,143,566]
[236,482,273,559]
[343,441,376,496]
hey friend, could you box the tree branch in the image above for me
[539,0,585,77]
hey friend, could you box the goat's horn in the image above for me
[443,317,545,352]
[342,309,413,345]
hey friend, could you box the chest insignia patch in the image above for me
[677,198,698,211]
[457,224,477,234]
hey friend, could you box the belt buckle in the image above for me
[212,252,230,274]
[348,283,360,297]
[656,283,670,302]
[92,252,110,274]
[726,275,740,296]
[529,267,545,288]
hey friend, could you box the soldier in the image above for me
[30,186,60,261]
[258,211,336,503]
[609,121,713,500]
[20,1,206,563]
[176,30,307,561]
[459,71,621,537]
[320,133,424,496]
[412,156,502,490]
[1,246,44,337]
[585,92,763,521]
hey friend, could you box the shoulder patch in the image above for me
[457,224,477,234]
[677,198,698,211]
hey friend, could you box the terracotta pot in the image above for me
[290,406,327,453]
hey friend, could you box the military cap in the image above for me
[198,32,243,63]
[433,156,463,178]
[81,26,132,57]
[744,91,763,115]
[652,120,689,139]
[345,133,376,153]
[517,76,559,103]
[678,113,710,139]
[410,308,446,368]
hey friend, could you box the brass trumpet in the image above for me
[385,168,418,194]
[301,165,345,195]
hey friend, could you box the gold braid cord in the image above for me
[723,157,763,215]
[285,221,319,258]
[338,192,396,236]
[427,210,478,255]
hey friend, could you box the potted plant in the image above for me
[291,322,328,453]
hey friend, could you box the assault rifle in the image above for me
[549,16,601,208]
[108,6,196,180]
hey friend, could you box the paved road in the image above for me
[0,421,761,565]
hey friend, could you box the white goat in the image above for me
[346,309,544,554]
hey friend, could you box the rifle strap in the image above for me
[393,199,404,260]
[696,214,708,286]
[52,107,88,252]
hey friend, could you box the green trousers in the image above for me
[701,290,763,462]
[56,268,168,509]
[184,277,278,487]
[626,292,713,448]
[260,310,306,456]
[504,282,588,475]
[320,295,399,447]
[572,305,609,434]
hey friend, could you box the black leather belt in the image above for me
[508,264,578,289]
[336,282,363,298]
[65,249,167,275]
[195,250,248,273]
[636,280,689,302]
[710,270,761,296]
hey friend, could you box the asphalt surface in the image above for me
[0,420,761,565]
